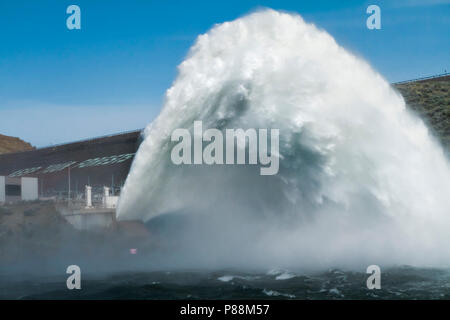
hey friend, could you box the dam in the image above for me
[0,74,448,231]
[0,129,142,201]
[0,75,447,203]
[0,129,143,230]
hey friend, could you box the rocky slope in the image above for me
[0,134,34,154]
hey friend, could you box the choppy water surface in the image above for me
[2,267,450,299]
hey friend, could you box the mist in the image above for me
[117,9,450,271]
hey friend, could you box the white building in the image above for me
[102,186,119,209]
[0,176,38,203]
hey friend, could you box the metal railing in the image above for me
[393,72,449,85]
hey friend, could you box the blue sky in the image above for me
[0,0,449,147]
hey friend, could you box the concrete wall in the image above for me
[21,177,38,201]
[104,196,119,209]
[64,210,116,231]
[0,176,5,203]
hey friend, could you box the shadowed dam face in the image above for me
[117,9,450,270]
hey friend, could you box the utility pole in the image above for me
[68,166,71,206]
[111,174,114,196]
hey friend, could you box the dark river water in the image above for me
[1,266,450,299]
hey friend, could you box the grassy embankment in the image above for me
[394,76,450,151]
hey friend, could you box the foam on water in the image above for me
[117,9,450,270]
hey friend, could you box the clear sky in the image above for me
[0,0,449,147]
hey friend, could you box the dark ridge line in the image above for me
[0,129,143,157]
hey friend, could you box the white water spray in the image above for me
[118,9,450,270]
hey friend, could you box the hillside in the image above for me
[394,75,450,151]
[0,134,34,154]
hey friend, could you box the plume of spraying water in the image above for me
[117,9,450,270]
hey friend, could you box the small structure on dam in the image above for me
[60,185,119,231]
[59,185,149,236]
[0,176,38,204]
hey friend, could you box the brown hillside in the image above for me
[0,134,34,154]
[394,75,450,150]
